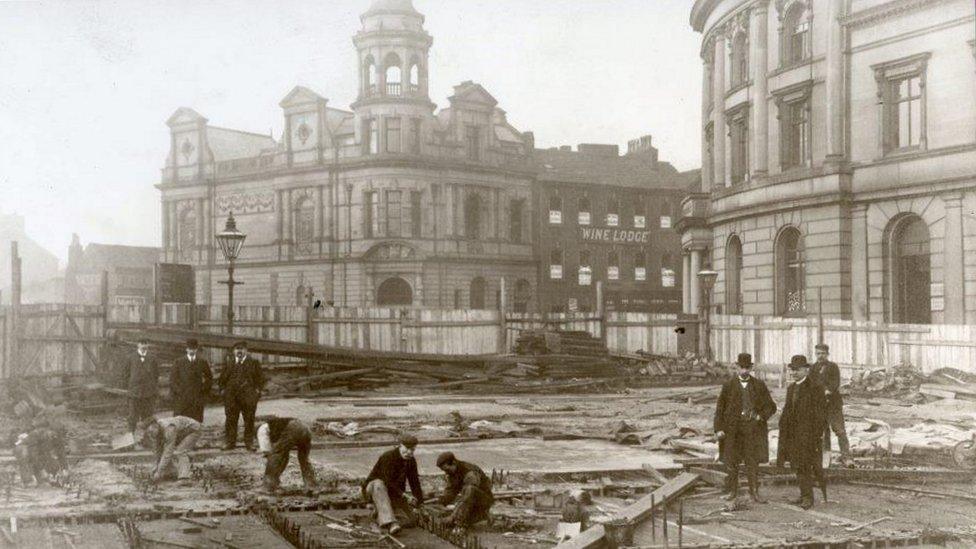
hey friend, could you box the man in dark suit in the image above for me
[777,354,827,509]
[126,338,160,436]
[810,343,851,467]
[170,339,213,423]
[713,353,777,503]
[218,341,266,451]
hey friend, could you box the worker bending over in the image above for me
[139,416,201,482]
[257,415,317,493]
[436,452,494,533]
[11,401,67,486]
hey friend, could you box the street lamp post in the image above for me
[216,213,247,335]
[697,270,718,361]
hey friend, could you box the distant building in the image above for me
[681,0,976,324]
[0,213,59,303]
[533,137,697,313]
[65,234,160,305]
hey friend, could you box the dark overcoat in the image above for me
[170,356,213,417]
[810,360,843,411]
[218,356,266,400]
[713,376,777,464]
[776,378,827,466]
[126,354,160,398]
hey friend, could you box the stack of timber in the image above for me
[514,330,609,357]
[512,330,623,379]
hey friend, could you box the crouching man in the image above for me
[257,415,317,493]
[362,434,423,535]
[435,452,494,534]
[139,416,201,482]
[12,401,68,486]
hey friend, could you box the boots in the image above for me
[747,469,766,504]
[723,479,739,501]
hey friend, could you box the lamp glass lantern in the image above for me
[216,213,247,261]
[697,270,719,291]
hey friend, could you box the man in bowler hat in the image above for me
[777,355,827,509]
[810,343,851,466]
[170,339,213,423]
[218,341,266,451]
[713,353,777,502]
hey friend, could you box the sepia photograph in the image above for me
[0,0,974,547]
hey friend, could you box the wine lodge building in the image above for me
[679,0,976,324]
[157,0,696,313]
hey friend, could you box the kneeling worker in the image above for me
[362,434,423,535]
[436,452,494,533]
[257,415,317,492]
[139,416,201,482]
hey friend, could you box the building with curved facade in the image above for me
[158,0,537,310]
[679,0,976,324]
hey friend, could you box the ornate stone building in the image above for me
[158,0,536,309]
[679,0,976,324]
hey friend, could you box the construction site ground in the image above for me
[4,383,976,548]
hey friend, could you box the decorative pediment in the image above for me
[449,81,498,106]
[166,107,208,128]
[279,85,328,109]
[364,241,420,261]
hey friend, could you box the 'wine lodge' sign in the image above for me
[579,227,651,244]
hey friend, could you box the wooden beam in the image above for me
[279,367,378,387]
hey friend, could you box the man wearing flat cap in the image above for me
[435,452,494,534]
[713,353,777,502]
[810,343,850,466]
[362,433,424,535]
[218,341,266,451]
[777,355,827,509]
[170,339,213,423]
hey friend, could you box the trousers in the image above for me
[365,479,416,528]
[822,407,851,458]
[224,388,258,446]
[793,455,817,502]
[156,425,200,480]
[726,418,760,492]
[451,484,493,527]
[129,397,156,432]
[264,421,316,489]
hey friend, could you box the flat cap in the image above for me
[436,452,456,467]
[814,343,829,351]
[398,433,419,448]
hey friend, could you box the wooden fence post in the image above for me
[596,280,607,346]
[100,270,109,375]
[497,278,507,354]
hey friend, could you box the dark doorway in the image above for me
[892,217,930,324]
[376,277,413,306]
[469,277,486,309]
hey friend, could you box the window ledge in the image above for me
[768,56,822,79]
[861,142,975,168]
[725,80,752,98]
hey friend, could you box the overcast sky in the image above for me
[0,0,702,266]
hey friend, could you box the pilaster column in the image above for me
[315,185,325,256]
[161,200,170,258]
[682,253,692,313]
[284,189,293,259]
[275,190,284,261]
[943,193,965,324]
[203,197,212,264]
[168,202,178,261]
[851,204,869,320]
[712,35,727,187]
[690,249,702,313]
[701,60,713,191]
[825,0,845,161]
[751,2,769,174]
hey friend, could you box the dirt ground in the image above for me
[3,383,975,548]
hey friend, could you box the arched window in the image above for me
[294,197,315,254]
[384,53,402,96]
[377,277,412,306]
[464,193,481,240]
[730,32,749,86]
[775,227,805,315]
[782,3,810,67]
[549,195,562,224]
[469,277,486,309]
[408,61,420,92]
[178,209,196,262]
[513,279,531,313]
[295,284,311,306]
[725,235,743,314]
[885,215,931,324]
[364,56,377,96]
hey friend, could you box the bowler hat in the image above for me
[398,433,419,449]
[735,353,753,368]
[814,343,829,352]
[436,451,456,468]
[233,340,248,350]
[788,355,810,370]
[186,339,200,349]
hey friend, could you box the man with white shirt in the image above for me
[713,353,776,503]
[256,415,316,493]
[218,341,266,451]
[126,338,160,436]
[138,415,201,482]
[170,339,213,423]
[776,355,827,509]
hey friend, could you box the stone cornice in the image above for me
[841,0,956,29]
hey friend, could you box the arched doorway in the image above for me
[887,215,930,324]
[775,227,805,316]
[376,277,412,306]
[469,277,486,309]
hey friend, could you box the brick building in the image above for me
[158,0,536,310]
[65,234,160,305]
[534,138,698,314]
[681,0,976,324]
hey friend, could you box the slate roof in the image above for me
[532,148,695,191]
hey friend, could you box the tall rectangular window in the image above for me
[385,118,401,153]
[549,195,562,225]
[891,75,922,150]
[465,126,481,161]
[386,190,402,237]
[549,249,563,280]
[364,119,378,155]
[410,191,422,237]
[578,250,592,286]
[634,251,647,281]
[365,191,379,237]
[410,118,422,154]
[788,99,810,168]
[729,110,749,184]
[509,199,523,243]
[608,251,619,281]
[875,54,929,155]
[606,198,619,227]
[578,197,591,226]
